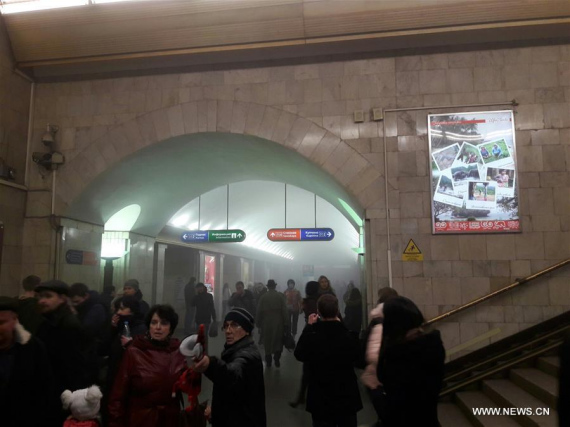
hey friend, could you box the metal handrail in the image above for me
[425,258,570,326]
[444,323,570,383]
[439,339,562,397]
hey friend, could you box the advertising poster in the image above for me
[428,111,520,234]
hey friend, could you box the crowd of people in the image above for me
[1,274,450,427]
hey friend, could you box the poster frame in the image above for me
[427,109,521,235]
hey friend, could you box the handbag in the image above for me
[283,332,296,351]
[209,320,219,338]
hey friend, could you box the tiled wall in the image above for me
[0,16,31,294]
[24,43,570,357]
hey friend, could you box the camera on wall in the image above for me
[32,124,65,171]
[32,151,64,170]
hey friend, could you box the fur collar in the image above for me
[14,323,32,345]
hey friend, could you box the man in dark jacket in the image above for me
[294,294,362,427]
[69,282,107,340]
[228,281,255,315]
[35,280,97,397]
[184,276,196,335]
[16,274,44,335]
[0,297,59,427]
[192,282,216,336]
[194,307,266,427]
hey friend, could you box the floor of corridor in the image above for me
[190,317,377,427]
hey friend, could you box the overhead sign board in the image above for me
[181,229,246,243]
[428,110,520,234]
[267,228,334,242]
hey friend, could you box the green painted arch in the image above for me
[65,132,364,236]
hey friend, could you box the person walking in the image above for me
[35,280,97,422]
[192,282,217,338]
[193,307,266,427]
[294,294,362,427]
[317,275,335,296]
[289,280,320,408]
[69,282,107,341]
[228,281,255,315]
[221,283,231,318]
[343,287,363,334]
[376,296,445,427]
[283,279,302,336]
[184,277,197,335]
[256,279,288,368]
[108,305,187,427]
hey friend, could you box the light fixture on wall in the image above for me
[101,231,130,289]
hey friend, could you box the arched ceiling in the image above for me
[65,132,364,238]
[2,0,569,80]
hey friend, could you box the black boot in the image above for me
[265,355,272,367]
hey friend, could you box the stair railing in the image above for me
[424,258,570,327]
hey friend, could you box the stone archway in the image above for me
[55,101,382,215]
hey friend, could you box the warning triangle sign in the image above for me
[403,239,421,255]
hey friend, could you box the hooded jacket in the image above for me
[0,323,59,427]
[205,335,266,427]
[108,335,186,427]
[377,330,445,427]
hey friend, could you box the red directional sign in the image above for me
[267,228,335,242]
[267,229,301,241]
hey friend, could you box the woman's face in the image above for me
[319,277,329,290]
[149,313,171,341]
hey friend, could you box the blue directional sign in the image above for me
[181,229,246,243]
[181,231,209,242]
[301,228,335,241]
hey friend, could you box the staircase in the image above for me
[439,354,559,426]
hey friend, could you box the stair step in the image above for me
[455,391,520,426]
[510,368,558,408]
[438,402,474,427]
[537,356,560,377]
[482,379,558,427]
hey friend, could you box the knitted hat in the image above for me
[35,280,70,296]
[124,279,140,291]
[61,385,102,421]
[224,308,254,333]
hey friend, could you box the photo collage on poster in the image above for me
[429,111,520,234]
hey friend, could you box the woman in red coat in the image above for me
[108,304,187,427]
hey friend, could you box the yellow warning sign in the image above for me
[402,239,423,262]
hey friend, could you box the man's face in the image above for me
[70,295,88,307]
[38,291,66,314]
[123,286,136,297]
[224,321,247,346]
[236,284,244,295]
[0,311,17,349]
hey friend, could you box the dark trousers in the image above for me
[367,387,386,426]
[289,310,300,335]
[311,413,357,427]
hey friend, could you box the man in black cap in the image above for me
[0,296,59,427]
[122,278,150,316]
[35,280,97,399]
[194,307,266,427]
